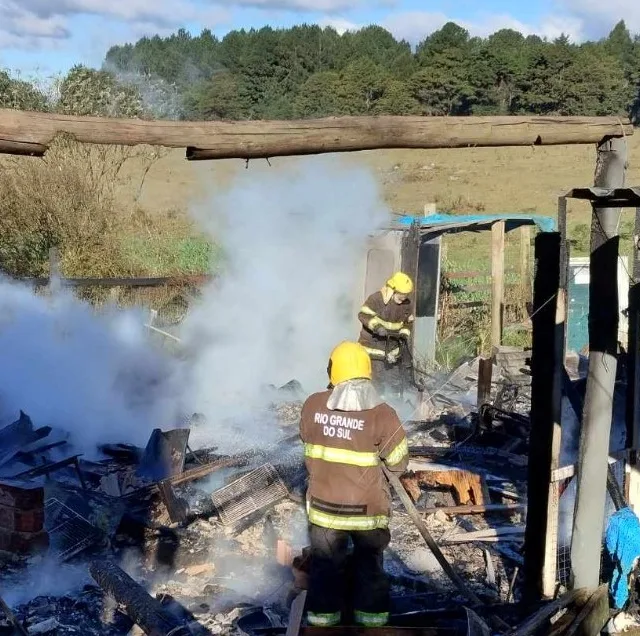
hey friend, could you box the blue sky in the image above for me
[0,0,635,78]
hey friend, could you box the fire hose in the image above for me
[384,332,425,394]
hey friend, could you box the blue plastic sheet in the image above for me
[605,507,640,608]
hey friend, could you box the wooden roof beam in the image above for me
[0,109,634,160]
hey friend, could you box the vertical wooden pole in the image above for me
[48,247,61,294]
[626,207,640,513]
[520,225,532,303]
[491,221,505,350]
[477,357,493,408]
[571,136,627,591]
[523,231,566,601]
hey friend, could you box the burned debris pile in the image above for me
[0,354,617,635]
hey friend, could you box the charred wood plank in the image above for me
[89,560,189,636]
[510,589,582,636]
[424,503,525,516]
[0,593,29,635]
[157,481,189,524]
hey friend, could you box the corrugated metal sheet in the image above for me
[564,187,640,205]
[393,212,556,236]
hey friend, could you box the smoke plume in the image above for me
[180,156,389,450]
[0,158,389,457]
[0,278,183,454]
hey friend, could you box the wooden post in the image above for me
[520,225,532,303]
[491,221,506,349]
[626,207,640,514]
[571,136,627,591]
[477,357,493,408]
[523,231,566,601]
[48,247,61,294]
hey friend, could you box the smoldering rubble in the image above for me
[0,347,602,636]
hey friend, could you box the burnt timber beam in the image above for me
[89,560,189,636]
[0,110,633,159]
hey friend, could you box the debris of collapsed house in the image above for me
[0,356,632,635]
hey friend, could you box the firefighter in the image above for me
[299,341,409,627]
[358,272,414,397]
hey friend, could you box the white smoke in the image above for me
[0,278,183,455]
[180,157,388,450]
[0,158,389,457]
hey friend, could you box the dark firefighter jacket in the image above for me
[299,389,409,531]
[358,287,414,363]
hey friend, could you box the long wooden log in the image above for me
[0,110,633,159]
[89,560,189,636]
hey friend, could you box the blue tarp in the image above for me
[605,507,640,608]
[395,212,556,235]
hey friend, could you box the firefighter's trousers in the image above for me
[306,524,390,627]
[371,358,403,398]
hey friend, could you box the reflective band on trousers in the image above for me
[354,611,389,627]
[307,612,341,626]
[308,507,389,531]
[385,438,409,466]
[304,443,379,467]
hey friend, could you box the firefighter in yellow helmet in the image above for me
[299,341,409,628]
[358,272,415,398]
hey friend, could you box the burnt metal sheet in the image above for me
[136,428,190,482]
[563,186,640,206]
[0,412,50,468]
[211,463,288,526]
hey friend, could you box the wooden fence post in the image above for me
[523,231,566,601]
[626,207,640,513]
[520,225,532,304]
[477,358,493,408]
[491,221,506,349]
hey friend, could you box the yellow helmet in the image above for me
[328,341,372,386]
[386,272,413,295]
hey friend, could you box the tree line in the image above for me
[2,21,640,121]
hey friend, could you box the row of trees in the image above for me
[2,21,640,121]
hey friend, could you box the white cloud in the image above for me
[382,10,584,44]
[556,0,639,37]
[0,0,229,51]
[216,0,362,9]
[318,16,360,34]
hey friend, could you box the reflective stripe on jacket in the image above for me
[358,289,414,362]
[299,389,409,531]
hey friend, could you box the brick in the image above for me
[0,505,44,532]
[0,481,44,509]
[0,528,49,554]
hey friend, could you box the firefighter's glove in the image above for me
[387,351,399,364]
[374,326,387,338]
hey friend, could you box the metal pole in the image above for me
[570,136,627,590]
